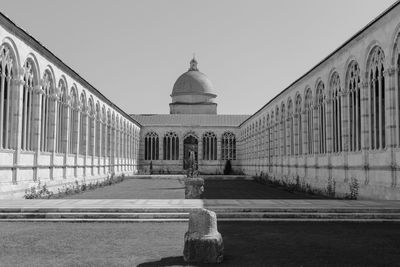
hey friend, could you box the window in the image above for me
[316,82,327,154]
[367,47,385,150]
[56,79,68,153]
[295,94,302,155]
[21,59,37,151]
[0,45,16,150]
[305,89,314,154]
[79,93,87,155]
[87,98,95,156]
[331,72,343,153]
[203,132,217,160]
[40,70,54,152]
[221,132,236,160]
[163,132,179,160]
[145,132,159,160]
[288,99,294,156]
[69,88,79,154]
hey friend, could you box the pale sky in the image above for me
[1,0,397,115]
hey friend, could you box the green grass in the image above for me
[64,178,325,199]
[0,221,399,266]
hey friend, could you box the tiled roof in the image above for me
[130,114,250,127]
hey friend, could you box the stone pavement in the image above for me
[0,199,399,222]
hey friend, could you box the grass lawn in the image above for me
[64,178,185,199]
[64,177,325,199]
[0,221,399,266]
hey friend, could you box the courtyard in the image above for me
[0,221,399,266]
[62,177,326,200]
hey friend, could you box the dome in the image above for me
[171,58,217,98]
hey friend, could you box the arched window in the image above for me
[305,89,314,154]
[95,103,101,157]
[267,114,272,170]
[0,45,16,150]
[280,103,286,156]
[203,132,217,160]
[87,98,95,156]
[145,132,159,160]
[101,107,106,157]
[40,70,54,152]
[331,72,343,153]
[367,47,385,150]
[69,88,78,154]
[163,131,179,160]
[347,61,361,151]
[221,132,236,160]
[275,107,280,157]
[21,59,37,151]
[287,99,294,156]
[79,92,87,155]
[295,94,302,155]
[56,79,68,153]
[316,82,326,154]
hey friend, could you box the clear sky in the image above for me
[1,0,397,115]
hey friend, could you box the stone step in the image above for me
[1,211,400,221]
[1,207,400,214]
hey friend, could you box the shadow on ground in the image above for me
[203,180,327,199]
[137,221,400,267]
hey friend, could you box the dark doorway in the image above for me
[183,135,198,170]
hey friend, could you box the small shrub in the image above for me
[346,177,359,200]
[326,177,336,198]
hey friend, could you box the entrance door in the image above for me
[183,135,198,170]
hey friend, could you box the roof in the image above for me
[131,114,250,127]
[171,70,216,97]
[240,0,400,127]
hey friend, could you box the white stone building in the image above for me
[2,1,400,200]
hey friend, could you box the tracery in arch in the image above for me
[56,78,68,153]
[305,88,314,154]
[79,92,87,155]
[69,87,79,154]
[0,44,16,150]
[163,131,179,160]
[21,58,38,151]
[222,132,236,160]
[367,46,385,150]
[287,98,294,156]
[144,131,159,160]
[316,81,327,154]
[295,93,302,155]
[40,69,55,152]
[346,61,361,152]
[330,72,343,153]
[203,131,217,160]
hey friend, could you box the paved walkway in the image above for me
[1,199,399,211]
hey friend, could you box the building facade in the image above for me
[238,2,400,200]
[0,14,141,198]
[2,1,400,200]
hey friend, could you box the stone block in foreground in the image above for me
[184,177,204,199]
[183,208,224,263]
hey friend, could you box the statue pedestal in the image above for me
[183,208,224,264]
[184,178,204,199]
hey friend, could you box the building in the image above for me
[1,1,400,199]
[0,13,141,198]
[132,57,249,174]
